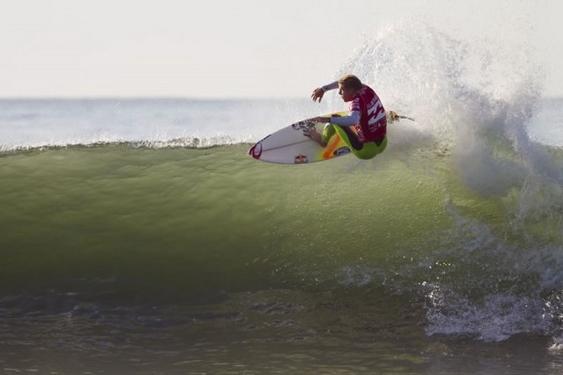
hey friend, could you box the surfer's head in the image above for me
[338,74,363,102]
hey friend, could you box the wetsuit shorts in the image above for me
[322,123,387,160]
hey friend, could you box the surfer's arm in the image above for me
[311,81,339,102]
[329,111,360,127]
[321,81,339,91]
[311,111,360,126]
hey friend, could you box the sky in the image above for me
[1,0,562,98]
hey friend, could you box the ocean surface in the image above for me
[1,25,563,374]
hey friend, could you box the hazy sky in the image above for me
[1,0,562,98]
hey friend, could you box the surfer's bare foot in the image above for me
[306,128,326,147]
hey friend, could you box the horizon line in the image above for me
[1,95,562,101]
[0,95,308,101]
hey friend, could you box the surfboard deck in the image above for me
[248,112,352,164]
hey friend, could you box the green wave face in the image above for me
[1,143,561,305]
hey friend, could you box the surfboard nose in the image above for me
[248,142,263,159]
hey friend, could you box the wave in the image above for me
[1,22,562,344]
[333,20,563,342]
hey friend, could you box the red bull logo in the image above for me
[294,154,308,164]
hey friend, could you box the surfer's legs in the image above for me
[323,124,362,149]
[340,126,364,150]
[330,124,387,159]
[323,123,388,160]
[321,123,336,144]
[306,127,326,147]
[354,137,387,159]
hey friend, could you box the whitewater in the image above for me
[1,23,563,374]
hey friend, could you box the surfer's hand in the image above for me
[311,88,325,102]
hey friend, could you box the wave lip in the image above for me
[0,136,253,154]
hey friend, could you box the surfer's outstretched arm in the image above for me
[310,112,360,126]
[329,112,359,126]
[311,81,339,102]
[321,81,339,91]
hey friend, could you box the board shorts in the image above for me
[322,123,387,160]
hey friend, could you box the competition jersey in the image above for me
[349,85,386,142]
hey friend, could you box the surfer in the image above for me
[307,74,397,160]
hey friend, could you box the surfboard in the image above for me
[248,112,352,164]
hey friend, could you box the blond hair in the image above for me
[338,74,363,91]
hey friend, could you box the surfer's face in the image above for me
[338,84,356,102]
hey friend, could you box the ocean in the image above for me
[1,25,563,374]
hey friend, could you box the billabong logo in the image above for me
[249,142,263,159]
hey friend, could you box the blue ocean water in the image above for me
[0,97,561,151]
[0,98,325,151]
